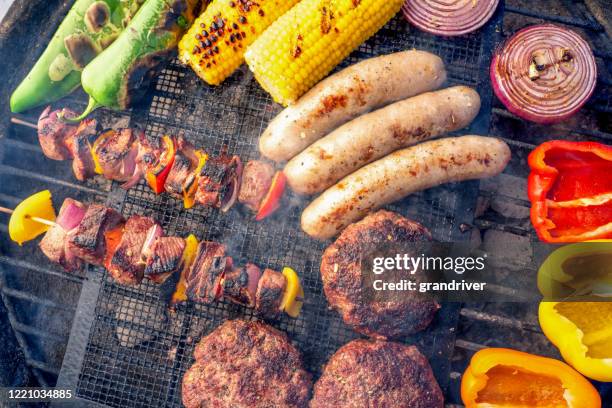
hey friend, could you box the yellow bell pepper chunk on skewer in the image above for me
[280,266,304,318]
[8,190,56,245]
[171,234,199,305]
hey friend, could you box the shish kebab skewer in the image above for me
[1,190,304,319]
[11,108,286,221]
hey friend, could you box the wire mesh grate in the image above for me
[72,13,497,407]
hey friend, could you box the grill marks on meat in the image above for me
[195,154,242,209]
[186,241,227,303]
[68,204,124,265]
[68,118,97,181]
[311,340,443,408]
[107,216,157,285]
[255,268,287,318]
[94,128,138,182]
[37,107,79,160]
[164,137,198,197]
[39,198,87,272]
[320,210,439,339]
[222,263,261,307]
[182,320,312,408]
[238,160,275,211]
[144,236,185,283]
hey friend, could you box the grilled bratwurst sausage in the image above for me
[259,50,446,162]
[302,136,511,240]
[285,86,481,195]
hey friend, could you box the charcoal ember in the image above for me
[114,297,166,348]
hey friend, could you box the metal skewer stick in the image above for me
[0,205,56,227]
[10,117,38,130]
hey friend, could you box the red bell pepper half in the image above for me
[528,140,612,242]
[256,171,287,221]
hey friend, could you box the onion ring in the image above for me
[491,24,597,124]
[402,0,499,37]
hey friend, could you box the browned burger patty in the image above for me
[320,210,439,339]
[310,340,444,408]
[182,320,311,408]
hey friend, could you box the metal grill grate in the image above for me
[57,12,502,408]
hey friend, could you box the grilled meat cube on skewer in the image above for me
[68,118,98,181]
[195,154,242,211]
[144,236,186,284]
[106,216,158,285]
[92,128,140,182]
[67,204,124,265]
[186,241,228,304]
[255,268,287,318]
[222,263,262,307]
[164,137,199,198]
[39,198,87,271]
[238,160,275,212]
[37,107,79,160]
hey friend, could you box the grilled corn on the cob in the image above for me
[245,0,404,106]
[179,0,300,85]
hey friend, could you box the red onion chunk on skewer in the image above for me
[141,224,164,263]
[402,0,499,37]
[491,24,597,124]
[56,199,87,231]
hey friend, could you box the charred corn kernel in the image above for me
[179,0,300,85]
[245,0,403,106]
[280,266,304,318]
[172,234,199,305]
[9,190,56,245]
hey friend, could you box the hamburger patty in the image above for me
[320,210,439,339]
[182,320,311,408]
[310,340,444,408]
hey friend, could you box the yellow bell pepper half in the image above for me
[539,301,612,382]
[538,241,612,300]
[8,190,56,245]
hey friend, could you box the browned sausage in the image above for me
[259,50,446,162]
[301,136,511,240]
[284,86,481,195]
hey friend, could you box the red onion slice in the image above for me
[220,157,243,213]
[140,224,164,263]
[491,24,597,124]
[56,198,87,231]
[245,263,262,301]
[402,0,499,37]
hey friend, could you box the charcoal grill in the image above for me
[0,0,610,407]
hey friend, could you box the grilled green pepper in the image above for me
[70,0,200,121]
[10,0,144,113]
